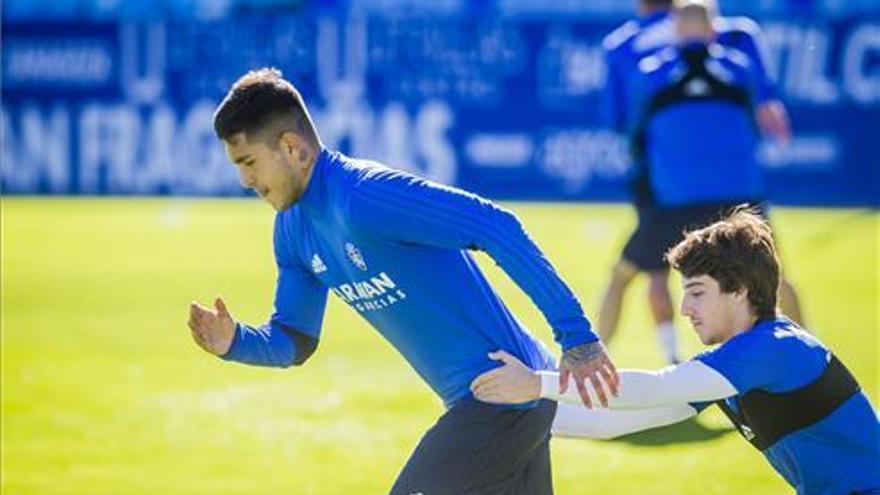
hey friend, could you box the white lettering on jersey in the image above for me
[331,271,408,313]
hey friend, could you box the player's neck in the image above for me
[639,5,670,16]
[729,311,760,339]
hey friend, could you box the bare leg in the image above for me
[647,270,680,364]
[597,259,639,344]
[647,270,674,324]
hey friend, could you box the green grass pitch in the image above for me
[2,198,877,494]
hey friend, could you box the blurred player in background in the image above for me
[472,208,880,494]
[186,68,618,495]
[597,0,803,365]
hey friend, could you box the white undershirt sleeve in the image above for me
[552,403,698,440]
[540,360,737,409]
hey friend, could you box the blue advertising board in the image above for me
[2,13,878,206]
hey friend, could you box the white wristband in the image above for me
[538,371,560,399]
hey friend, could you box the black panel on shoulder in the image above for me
[631,46,752,159]
[715,354,860,451]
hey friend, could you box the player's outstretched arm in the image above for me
[471,350,697,439]
[472,350,735,409]
[552,402,697,440]
[187,297,307,368]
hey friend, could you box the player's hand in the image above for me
[755,99,791,143]
[187,297,236,356]
[470,350,541,404]
[559,341,619,408]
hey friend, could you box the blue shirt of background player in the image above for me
[601,10,675,133]
[714,16,779,105]
[225,149,597,407]
[601,13,778,206]
[695,318,880,494]
[601,13,778,135]
[632,42,763,207]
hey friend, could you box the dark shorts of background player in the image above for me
[389,398,557,495]
[622,200,769,271]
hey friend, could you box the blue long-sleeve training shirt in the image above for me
[602,12,779,135]
[223,149,597,406]
[633,42,763,206]
[695,318,880,494]
[602,11,673,133]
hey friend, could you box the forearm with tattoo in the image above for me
[562,341,605,365]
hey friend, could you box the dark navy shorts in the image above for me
[389,399,557,495]
[622,201,769,271]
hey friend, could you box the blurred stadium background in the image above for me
[2,0,878,493]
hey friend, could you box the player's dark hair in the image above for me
[213,67,319,146]
[642,0,674,6]
[665,206,779,320]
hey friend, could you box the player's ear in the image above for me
[277,131,298,157]
[278,131,310,166]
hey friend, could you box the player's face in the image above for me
[223,133,304,212]
[680,275,743,345]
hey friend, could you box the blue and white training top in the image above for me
[223,149,598,407]
[696,318,880,495]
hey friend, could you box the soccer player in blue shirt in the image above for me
[472,208,880,494]
[596,0,800,366]
[186,68,619,494]
[602,0,790,150]
[630,0,766,208]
